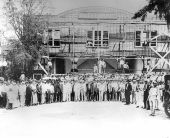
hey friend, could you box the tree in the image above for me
[4,0,49,80]
[132,0,170,33]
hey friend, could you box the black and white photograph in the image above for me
[0,0,170,138]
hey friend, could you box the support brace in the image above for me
[38,63,48,75]
[147,33,170,75]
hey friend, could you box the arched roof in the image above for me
[44,6,165,24]
[55,6,133,22]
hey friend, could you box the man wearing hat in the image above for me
[143,80,151,110]
[41,80,47,104]
[120,80,125,102]
[66,80,72,102]
[155,82,164,110]
[101,59,106,74]
[93,81,99,101]
[31,79,38,105]
[136,80,144,108]
[131,79,137,104]
[62,79,67,102]
[79,79,86,101]
[149,82,158,116]
[53,80,60,102]
[125,79,132,105]
[36,80,42,104]
[74,80,81,102]
[86,81,91,101]
[25,80,33,106]
[113,80,119,101]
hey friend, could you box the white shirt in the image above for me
[132,83,137,91]
[50,84,54,93]
[74,82,81,95]
[149,87,158,97]
[19,84,26,96]
[41,83,47,94]
[66,82,72,94]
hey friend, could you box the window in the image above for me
[94,31,102,47]
[151,31,157,46]
[135,30,157,47]
[53,30,60,47]
[142,31,149,46]
[48,29,53,46]
[135,31,141,47]
[87,31,93,47]
[87,31,93,39]
[47,29,60,47]
[103,31,109,46]
[86,31,109,47]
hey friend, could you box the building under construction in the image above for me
[42,6,170,74]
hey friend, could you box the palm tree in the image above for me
[132,0,170,33]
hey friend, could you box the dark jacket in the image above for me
[125,83,132,95]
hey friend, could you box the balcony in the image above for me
[49,45,156,58]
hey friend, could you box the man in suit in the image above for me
[125,79,132,105]
[36,80,42,105]
[25,80,33,106]
[143,80,151,110]
[54,80,61,102]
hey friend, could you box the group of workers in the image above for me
[0,72,167,116]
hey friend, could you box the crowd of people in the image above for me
[0,72,167,116]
